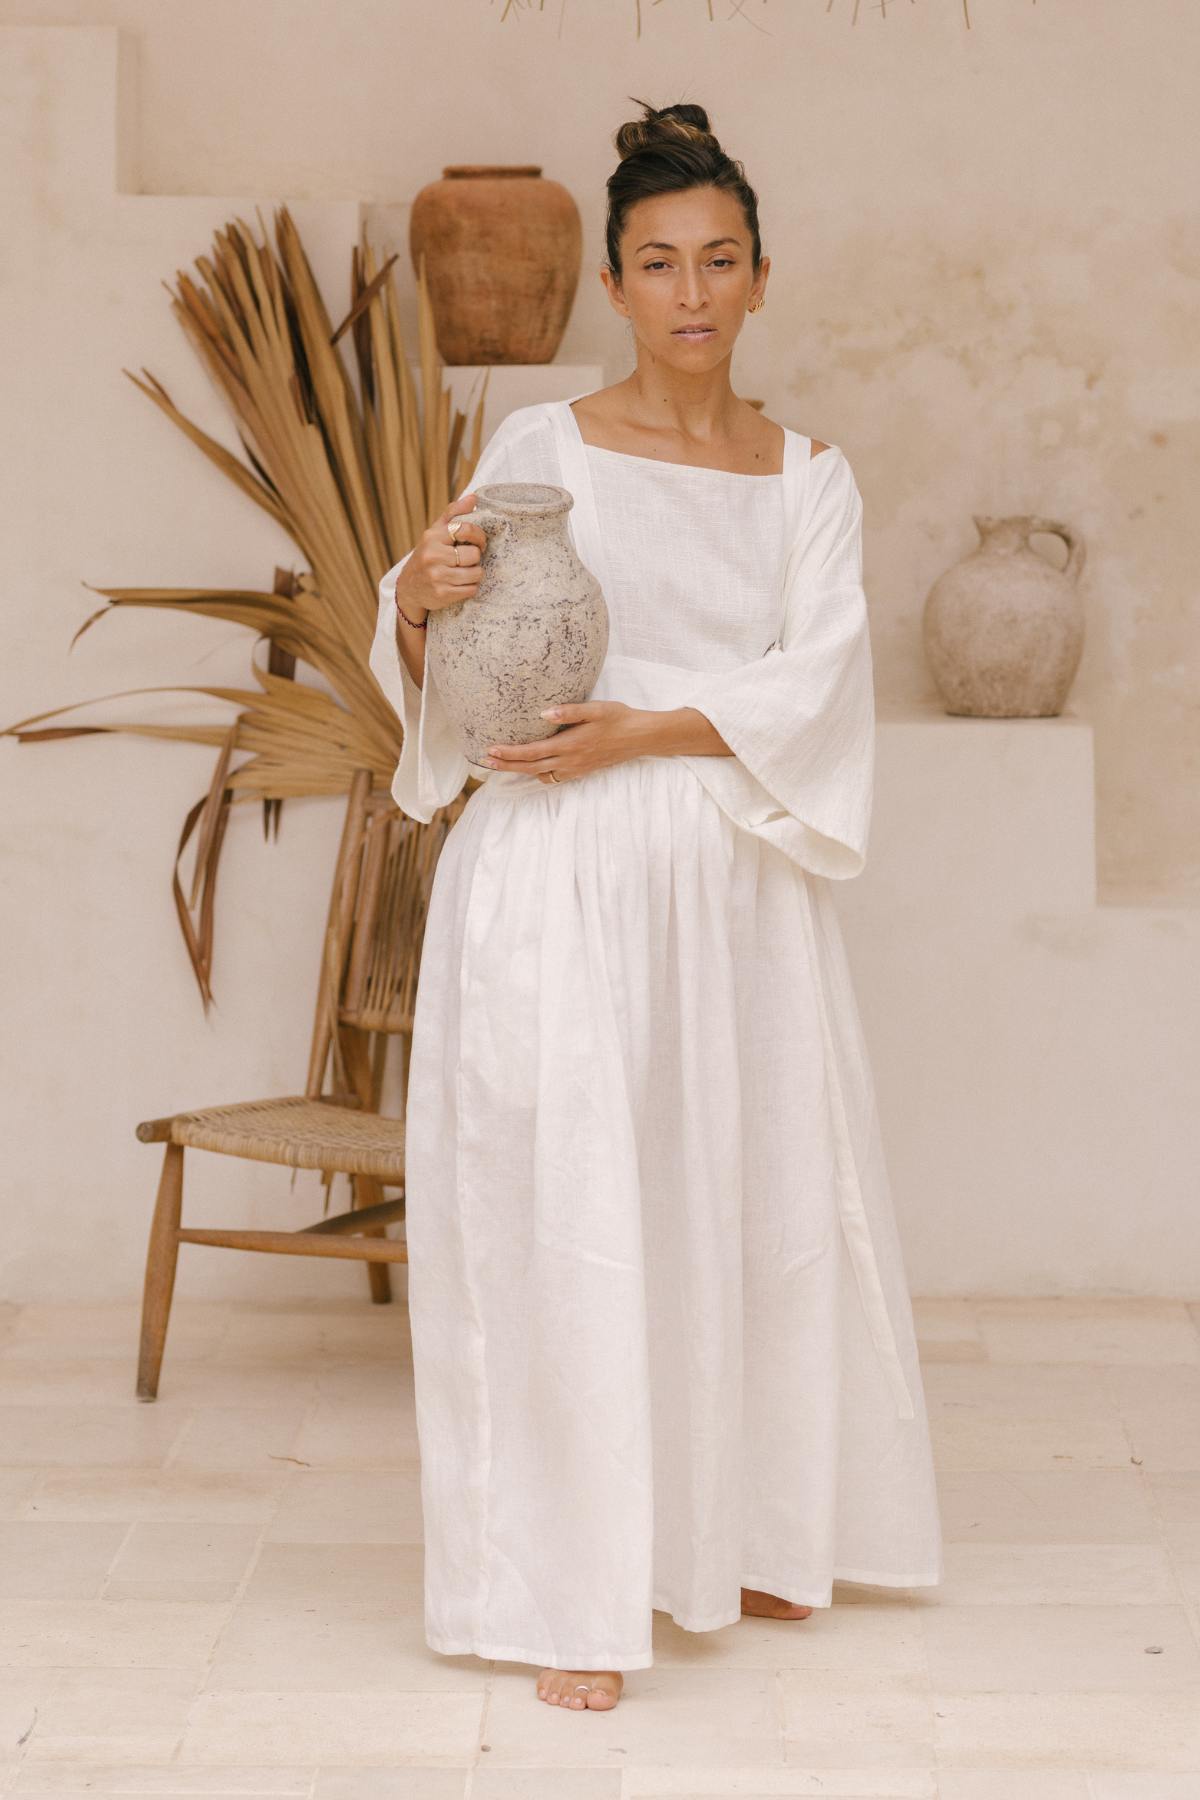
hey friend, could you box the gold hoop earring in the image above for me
[749,298,765,313]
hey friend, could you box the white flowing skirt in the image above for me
[403,754,943,1672]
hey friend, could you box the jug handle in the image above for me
[1026,517,1086,584]
[455,504,508,560]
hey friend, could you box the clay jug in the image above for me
[426,482,609,767]
[409,165,582,364]
[923,515,1087,717]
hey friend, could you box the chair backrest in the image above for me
[304,769,468,1109]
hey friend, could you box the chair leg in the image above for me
[137,1141,184,1401]
[355,1173,394,1305]
[340,1025,393,1306]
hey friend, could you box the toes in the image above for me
[538,1672,581,1706]
[534,1668,622,1709]
[741,1586,814,1621]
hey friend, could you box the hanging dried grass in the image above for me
[2,205,490,1007]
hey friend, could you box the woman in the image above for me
[369,100,943,1714]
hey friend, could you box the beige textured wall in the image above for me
[3,0,1195,897]
[2,11,1198,1304]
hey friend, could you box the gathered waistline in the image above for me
[470,754,688,806]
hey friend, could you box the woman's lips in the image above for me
[674,326,717,338]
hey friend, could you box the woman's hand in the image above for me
[394,492,489,622]
[482,701,645,785]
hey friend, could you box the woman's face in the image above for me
[606,184,767,365]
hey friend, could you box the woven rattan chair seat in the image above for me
[134,773,453,1398]
[165,1095,405,1181]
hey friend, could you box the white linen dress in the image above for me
[368,395,943,1672]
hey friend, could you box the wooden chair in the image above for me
[134,766,466,1400]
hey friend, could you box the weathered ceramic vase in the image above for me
[409,165,582,364]
[425,482,609,767]
[922,515,1087,718]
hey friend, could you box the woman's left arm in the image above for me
[479,700,730,770]
[481,448,875,880]
[667,446,875,878]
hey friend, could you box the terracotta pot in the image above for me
[409,164,582,364]
[426,481,609,766]
[922,515,1087,718]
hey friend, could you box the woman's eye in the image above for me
[644,258,735,272]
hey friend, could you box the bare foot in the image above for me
[535,1667,624,1709]
[740,1584,813,1620]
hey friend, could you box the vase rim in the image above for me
[475,481,572,516]
[442,164,543,179]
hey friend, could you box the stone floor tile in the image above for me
[931,1542,1181,1604]
[0,1409,187,1470]
[936,1470,1159,1545]
[0,1601,227,1672]
[482,1664,781,1767]
[973,1299,1200,1366]
[7,1762,312,1792]
[932,1689,1200,1767]
[203,1602,484,1692]
[25,1471,285,1524]
[177,1691,483,1764]
[921,1601,1200,1692]
[19,1668,195,1764]
[264,1469,421,1546]
[0,1523,128,1600]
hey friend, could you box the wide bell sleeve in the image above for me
[676,447,876,880]
[367,419,523,823]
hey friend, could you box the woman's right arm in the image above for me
[368,410,536,820]
[369,505,487,824]
[391,549,429,690]
[389,492,492,689]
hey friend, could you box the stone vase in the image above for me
[922,515,1087,718]
[425,482,609,767]
[409,165,582,364]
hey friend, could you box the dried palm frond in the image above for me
[2,206,490,1007]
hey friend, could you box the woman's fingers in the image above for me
[486,725,574,760]
[439,491,477,527]
[438,497,488,600]
[485,751,556,769]
[486,759,575,783]
[441,493,486,554]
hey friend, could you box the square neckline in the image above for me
[563,394,795,482]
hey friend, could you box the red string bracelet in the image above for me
[394,586,428,631]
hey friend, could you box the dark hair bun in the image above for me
[615,99,719,162]
[603,95,762,281]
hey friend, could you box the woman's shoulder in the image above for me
[482,397,853,486]
[797,437,861,540]
[480,400,559,449]
[569,388,791,475]
[793,421,846,470]
[718,406,844,478]
[466,402,562,486]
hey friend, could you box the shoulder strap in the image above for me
[548,398,608,589]
[772,429,810,651]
